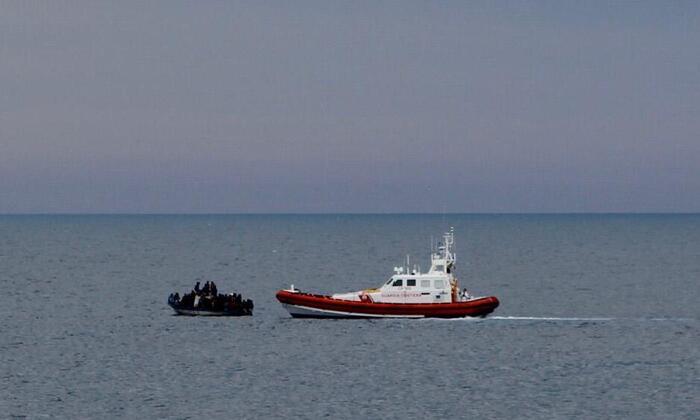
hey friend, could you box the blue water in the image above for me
[0,214,698,418]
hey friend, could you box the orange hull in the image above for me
[276,290,499,318]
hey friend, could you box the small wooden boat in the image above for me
[168,282,253,316]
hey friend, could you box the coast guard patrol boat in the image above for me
[276,229,499,318]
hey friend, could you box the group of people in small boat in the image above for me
[169,281,254,315]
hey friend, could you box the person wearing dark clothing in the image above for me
[194,282,201,294]
[203,281,210,295]
[211,281,217,296]
[242,299,253,314]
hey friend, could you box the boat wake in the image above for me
[425,316,695,323]
[490,316,614,321]
[424,316,615,322]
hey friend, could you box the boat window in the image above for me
[385,278,394,285]
[435,265,445,272]
[420,280,431,288]
[407,279,416,287]
[434,279,445,289]
[392,279,403,287]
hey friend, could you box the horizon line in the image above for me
[1,211,699,216]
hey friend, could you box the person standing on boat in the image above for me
[194,281,201,294]
[462,288,470,300]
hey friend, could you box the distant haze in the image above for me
[1,2,699,213]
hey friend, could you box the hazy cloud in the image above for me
[1,1,698,212]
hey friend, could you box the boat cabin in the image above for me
[331,229,466,304]
[374,273,453,303]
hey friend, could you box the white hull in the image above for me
[281,303,424,319]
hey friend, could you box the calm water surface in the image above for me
[0,215,698,418]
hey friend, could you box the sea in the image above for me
[0,214,698,419]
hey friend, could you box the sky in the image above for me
[1,1,699,213]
